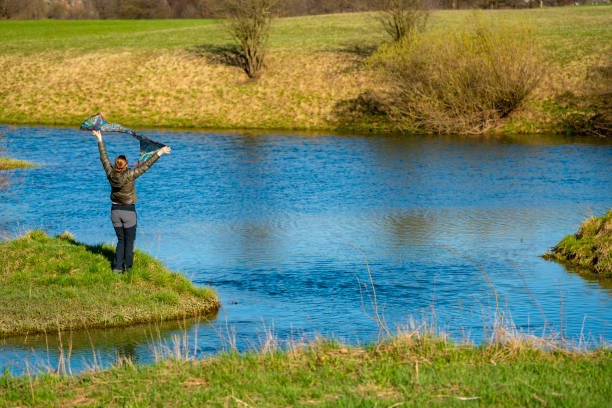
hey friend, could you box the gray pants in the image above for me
[111,204,137,271]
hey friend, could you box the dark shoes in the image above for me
[113,262,130,275]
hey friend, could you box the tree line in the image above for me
[0,0,576,20]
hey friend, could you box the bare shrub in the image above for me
[369,18,543,134]
[373,0,429,42]
[222,0,278,79]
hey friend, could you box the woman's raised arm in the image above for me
[130,146,171,179]
[94,131,113,176]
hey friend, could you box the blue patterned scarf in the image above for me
[80,114,165,167]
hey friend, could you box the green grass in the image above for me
[1,336,610,407]
[0,6,610,132]
[544,210,612,277]
[0,157,37,170]
[0,230,219,337]
[0,7,609,57]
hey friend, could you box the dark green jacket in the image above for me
[98,141,159,204]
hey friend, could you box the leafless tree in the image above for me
[373,0,429,42]
[222,0,278,79]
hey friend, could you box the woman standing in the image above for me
[93,130,171,273]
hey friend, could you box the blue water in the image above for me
[1,126,611,374]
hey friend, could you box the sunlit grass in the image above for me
[0,230,220,337]
[0,6,609,132]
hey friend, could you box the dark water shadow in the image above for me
[0,315,219,375]
[542,254,612,290]
[186,44,243,68]
[0,315,217,350]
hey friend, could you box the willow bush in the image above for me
[370,19,543,134]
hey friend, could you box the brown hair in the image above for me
[114,155,128,173]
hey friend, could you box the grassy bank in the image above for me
[0,157,37,170]
[1,335,610,406]
[0,6,610,133]
[0,230,219,337]
[544,210,612,277]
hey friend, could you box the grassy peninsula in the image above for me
[0,157,37,170]
[544,210,612,277]
[1,336,610,406]
[0,6,610,134]
[0,230,219,337]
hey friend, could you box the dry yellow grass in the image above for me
[0,47,602,134]
[0,50,375,130]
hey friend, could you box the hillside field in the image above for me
[0,6,610,132]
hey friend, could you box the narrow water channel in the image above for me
[1,126,611,374]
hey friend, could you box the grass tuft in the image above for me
[543,209,612,277]
[0,230,220,337]
[0,157,38,170]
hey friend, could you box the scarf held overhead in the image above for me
[80,114,165,167]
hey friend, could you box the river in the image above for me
[1,126,611,374]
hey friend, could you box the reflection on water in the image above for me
[1,314,219,375]
[1,126,611,374]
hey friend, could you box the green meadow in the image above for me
[0,7,609,57]
[0,6,610,132]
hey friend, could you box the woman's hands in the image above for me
[93,129,170,157]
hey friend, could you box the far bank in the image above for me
[0,6,610,136]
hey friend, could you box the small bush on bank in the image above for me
[369,18,543,134]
